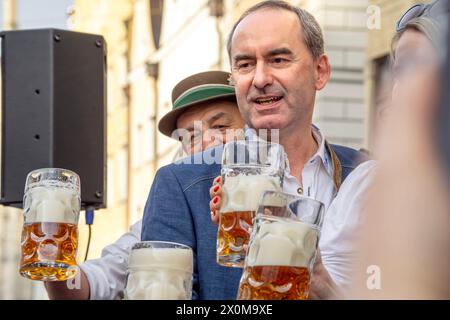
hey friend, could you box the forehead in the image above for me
[176,100,238,127]
[395,28,434,59]
[231,8,303,54]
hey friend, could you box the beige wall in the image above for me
[365,0,430,146]
[72,0,134,258]
[128,0,158,225]
[368,0,420,60]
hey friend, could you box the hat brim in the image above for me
[158,93,237,138]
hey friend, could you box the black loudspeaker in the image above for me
[0,28,107,209]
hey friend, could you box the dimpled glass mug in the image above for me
[19,168,81,281]
[124,241,194,300]
[237,191,324,300]
[217,140,286,268]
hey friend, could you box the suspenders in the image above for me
[325,141,343,193]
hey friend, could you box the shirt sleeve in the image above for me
[141,165,198,300]
[79,220,142,300]
[319,160,377,290]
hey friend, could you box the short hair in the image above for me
[391,17,441,62]
[226,0,324,60]
[391,0,446,62]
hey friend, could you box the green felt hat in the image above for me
[158,71,236,137]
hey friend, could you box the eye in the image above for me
[270,57,289,66]
[235,61,254,73]
[212,124,229,130]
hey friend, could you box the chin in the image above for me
[250,116,287,131]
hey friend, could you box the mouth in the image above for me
[253,96,283,105]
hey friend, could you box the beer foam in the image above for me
[126,277,187,300]
[220,175,282,213]
[247,219,318,268]
[129,248,193,273]
[126,248,193,300]
[27,187,78,223]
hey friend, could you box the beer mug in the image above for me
[19,168,81,281]
[237,191,324,300]
[124,241,193,300]
[217,140,285,267]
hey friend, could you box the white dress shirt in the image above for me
[80,127,371,299]
[80,220,141,300]
[319,160,377,289]
[244,125,336,210]
[282,127,336,212]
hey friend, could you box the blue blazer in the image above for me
[141,144,367,300]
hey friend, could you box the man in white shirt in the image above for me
[210,126,374,299]
[45,71,245,299]
[142,1,369,300]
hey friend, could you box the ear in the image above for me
[315,54,331,91]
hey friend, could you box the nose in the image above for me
[202,131,222,151]
[252,62,273,90]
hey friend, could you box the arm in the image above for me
[308,250,342,300]
[45,220,142,300]
[45,268,90,300]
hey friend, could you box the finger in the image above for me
[309,276,328,300]
[210,209,219,224]
[310,268,339,300]
[314,250,322,267]
[209,183,221,199]
[210,195,221,210]
[308,290,319,300]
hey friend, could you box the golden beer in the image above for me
[217,141,286,268]
[238,266,310,300]
[237,192,324,300]
[216,211,255,267]
[19,168,81,281]
[20,222,78,281]
[237,216,318,300]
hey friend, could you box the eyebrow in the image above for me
[183,125,196,132]
[182,112,231,132]
[207,112,232,124]
[233,47,294,63]
[233,54,253,63]
[267,47,293,57]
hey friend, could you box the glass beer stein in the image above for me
[217,140,285,268]
[124,241,193,300]
[19,168,81,281]
[237,191,324,300]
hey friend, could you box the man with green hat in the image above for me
[160,70,245,155]
[45,71,245,300]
